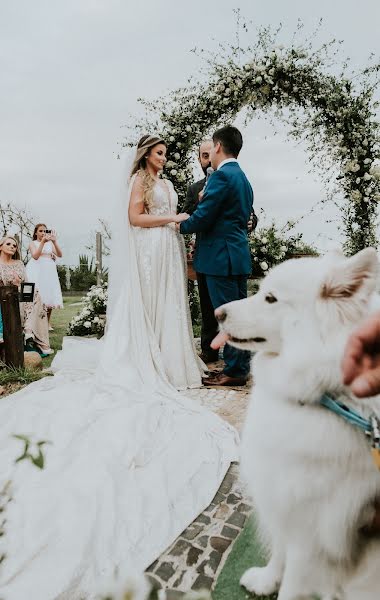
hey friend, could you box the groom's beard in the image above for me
[201,162,211,176]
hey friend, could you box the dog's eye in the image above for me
[265,293,277,304]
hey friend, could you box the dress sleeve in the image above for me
[16,261,26,282]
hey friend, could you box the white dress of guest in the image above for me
[26,240,63,308]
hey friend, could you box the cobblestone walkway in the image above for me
[145,371,253,596]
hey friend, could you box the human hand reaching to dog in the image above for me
[342,311,380,397]
[174,213,190,231]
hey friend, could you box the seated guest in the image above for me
[0,236,53,357]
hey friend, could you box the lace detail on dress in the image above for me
[132,179,203,389]
[148,180,176,215]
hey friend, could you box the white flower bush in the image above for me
[68,282,108,337]
[128,25,380,254]
[250,220,318,275]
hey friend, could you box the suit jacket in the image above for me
[183,177,206,215]
[180,162,254,276]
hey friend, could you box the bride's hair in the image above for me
[0,236,21,261]
[130,135,166,213]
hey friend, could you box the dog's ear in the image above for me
[321,248,378,301]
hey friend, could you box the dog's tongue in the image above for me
[211,331,230,349]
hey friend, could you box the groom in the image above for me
[179,125,253,386]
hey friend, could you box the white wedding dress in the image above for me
[0,158,238,599]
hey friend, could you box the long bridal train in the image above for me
[0,151,238,600]
[0,339,237,599]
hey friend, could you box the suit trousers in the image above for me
[196,272,219,357]
[205,274,251,378]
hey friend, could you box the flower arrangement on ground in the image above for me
[68,282,108,337]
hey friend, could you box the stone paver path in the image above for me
[145,366,253,595]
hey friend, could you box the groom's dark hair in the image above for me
[213,125,243,157]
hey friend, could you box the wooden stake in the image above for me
[0,285,24,368]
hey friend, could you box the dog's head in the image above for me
[216,248,379,356]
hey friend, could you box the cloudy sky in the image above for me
[1,0,379,265]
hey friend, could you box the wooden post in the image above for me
[65,265,71,290]
[96,232,102,286]
[0,285,24,368]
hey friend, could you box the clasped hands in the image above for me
[173,212,190,231]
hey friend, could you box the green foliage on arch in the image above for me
[126,25,380,254]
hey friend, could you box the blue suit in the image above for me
[180,161,253,378]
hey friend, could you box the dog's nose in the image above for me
[215,307,227,323]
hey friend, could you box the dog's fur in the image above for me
[218,248,380,600]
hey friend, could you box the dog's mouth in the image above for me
[211,330,267,351]
[230,336,267,344]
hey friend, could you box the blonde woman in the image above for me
[0,236,52,355]
[127,134,204,389]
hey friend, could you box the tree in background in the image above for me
[0,203,34,263]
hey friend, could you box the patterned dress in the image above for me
[0,260,50,351]
[132,178,204,389]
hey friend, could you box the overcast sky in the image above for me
[1,0,379,265]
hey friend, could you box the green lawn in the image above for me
[44,295,84,368]
[213,516,277,600]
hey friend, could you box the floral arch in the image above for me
[127,29,380,255]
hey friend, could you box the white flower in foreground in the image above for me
[260,261,269,271]
[84,321,91,328]
[170,169,177,176]
[186,125,192,132]
[363,172,372,181]
[261,237,268,244]
[280,245,287,252]
[97,573,150,600]
[370,165,380,179]
[174,153,180,160]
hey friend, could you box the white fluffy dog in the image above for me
[216,248,380,600]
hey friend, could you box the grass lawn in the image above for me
[213,516,277,600]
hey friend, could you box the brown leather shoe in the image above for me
[203,372,248,387]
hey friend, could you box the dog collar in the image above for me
[320,393,380,470]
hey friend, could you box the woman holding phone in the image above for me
[27,223,63,330]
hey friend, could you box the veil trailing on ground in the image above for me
[0,144,238,600]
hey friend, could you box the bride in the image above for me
[0,136,238,599]
[128,134,203,389]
